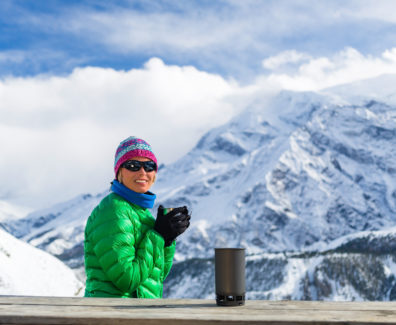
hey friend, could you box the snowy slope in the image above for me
[1,193,105,280]
[0,227,83,296]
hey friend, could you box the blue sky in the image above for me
[2,0,396,80]
[1,0,396,210]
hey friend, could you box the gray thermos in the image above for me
[214,248,246,306]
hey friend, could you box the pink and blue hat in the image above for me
[114,136,158,177]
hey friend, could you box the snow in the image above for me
[258,256,308,300]
[0,227,83,296]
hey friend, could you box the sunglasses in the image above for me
[121,160,157,172]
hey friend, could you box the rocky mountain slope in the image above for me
[157,89,396,261]
[164,228,396,300]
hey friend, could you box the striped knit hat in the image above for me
[114,136,158,177]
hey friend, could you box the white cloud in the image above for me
[344,0,396,23]
[262,50,312,70]
[0,58,252,208]
[62,8,239,54]
[262,47,396,91]
[383,48,396,61]
[62,1,396,57]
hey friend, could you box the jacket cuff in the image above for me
[148,229,166,247]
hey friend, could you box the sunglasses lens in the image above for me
[123,161,141,171]
[122,160,156,172]
[143,161,156,172]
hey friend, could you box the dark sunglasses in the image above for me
[121,160,157,172]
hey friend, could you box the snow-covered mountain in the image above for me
[0,227,83,296]
[157,86,396,260]
[1,74,396,300]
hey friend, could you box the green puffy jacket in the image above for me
[84,192,176,298]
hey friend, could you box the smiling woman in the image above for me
[83,136,191,299]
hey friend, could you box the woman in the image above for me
[84,136,190,298]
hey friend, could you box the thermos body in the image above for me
[214,248,246,306]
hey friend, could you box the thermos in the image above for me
[214,248,246,306]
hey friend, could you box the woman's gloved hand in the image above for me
[154,205,172,241]
[166,206,191,245]
[154,205,191,246]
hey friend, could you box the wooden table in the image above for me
[1,296,396,324]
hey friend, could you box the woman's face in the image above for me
[119,156,156,193]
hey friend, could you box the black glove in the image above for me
[166,206,191,245]
[154,205,173,242]
[154,205,191,246]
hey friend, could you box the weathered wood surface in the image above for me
[1,296,396,324]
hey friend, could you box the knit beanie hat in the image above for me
[114,136,158,177]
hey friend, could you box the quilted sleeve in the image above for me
[162,241,176,281]
[88,201,166,294]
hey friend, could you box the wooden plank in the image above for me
[1,296,396,324]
